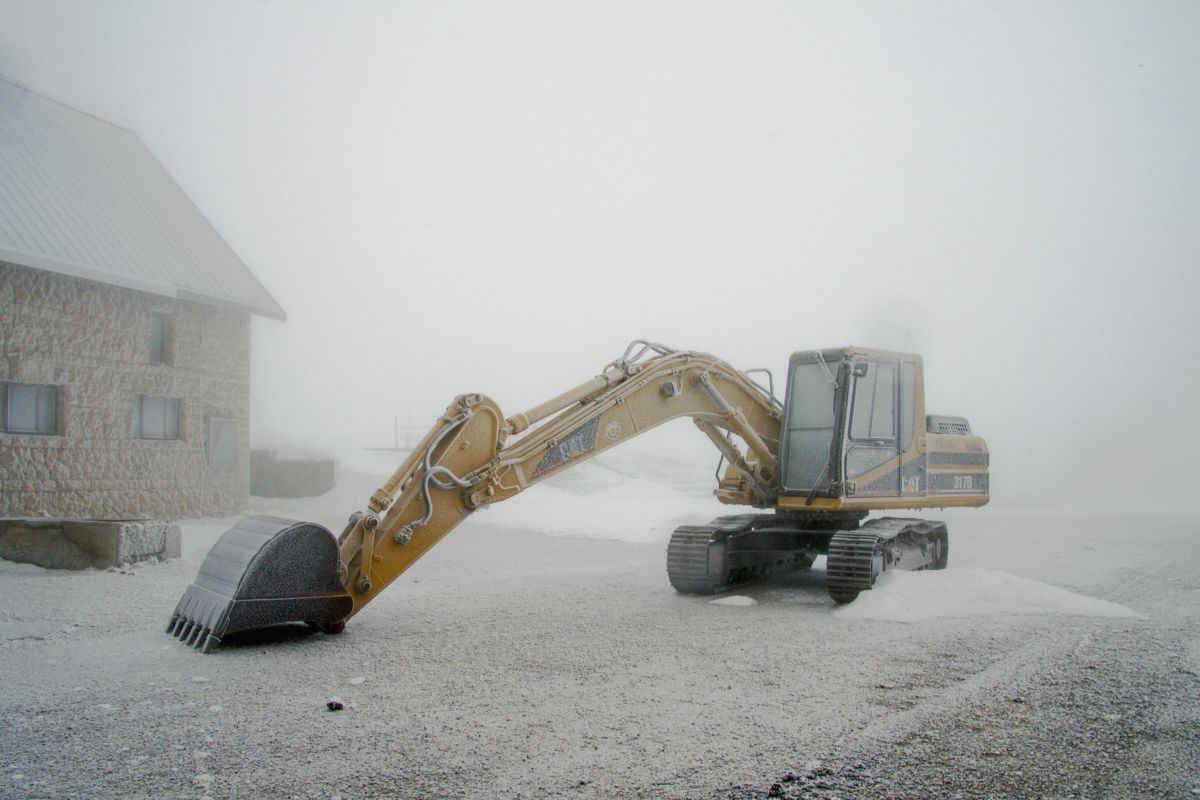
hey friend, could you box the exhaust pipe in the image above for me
[166,516,353,653]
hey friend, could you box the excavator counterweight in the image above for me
[169,340,988,651]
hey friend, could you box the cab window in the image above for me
[850,362,895,440]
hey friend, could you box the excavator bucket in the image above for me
[166,515,353,653]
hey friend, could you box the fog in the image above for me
[2,1,1197,509]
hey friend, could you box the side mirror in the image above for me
[852,362,869,377]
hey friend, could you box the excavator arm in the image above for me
[168,341,783,650]
[339,341,782,616]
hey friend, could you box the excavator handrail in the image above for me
[607,339,679,374]
[740,367,781,408]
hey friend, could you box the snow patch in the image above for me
[482,450,720,544]
[833,567,1145,623]
[709,595,757,607]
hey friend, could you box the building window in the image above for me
[149,313,174,365]
[2,382,58,435]
[207,417,237,465]
[136,395,180,439]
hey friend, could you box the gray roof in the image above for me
[0,78,285,320]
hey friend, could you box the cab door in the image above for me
[778,353,845,496]
[843,359,901,497]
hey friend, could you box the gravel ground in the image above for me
[0,511,1197,799]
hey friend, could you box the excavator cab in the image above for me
[772,346,987,512]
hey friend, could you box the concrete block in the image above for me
[0,520,97,570]
[0,518,182,570]
[251,449,337,498]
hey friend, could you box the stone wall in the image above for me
[0,261,252,518]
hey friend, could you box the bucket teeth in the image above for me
[165,599,221,651]
[166,590,226,653]
[166,583,225,650]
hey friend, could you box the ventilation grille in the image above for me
[927,415,972,435]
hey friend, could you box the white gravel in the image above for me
[1,455,1197,798]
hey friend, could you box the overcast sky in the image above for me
[2,1,1197,508]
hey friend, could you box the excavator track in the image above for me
[825,529,883,604]
[826,517,948,604]
[666,526,726,594]
[667,515,821,595]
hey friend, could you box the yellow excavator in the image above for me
[168,341,988,652]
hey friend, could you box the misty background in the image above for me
[1,1,1197,510]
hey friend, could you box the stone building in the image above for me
[0,78,285,520]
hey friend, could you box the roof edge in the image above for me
[0,246,287,321]
[178,287,287,322]
[0,76,136,136]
